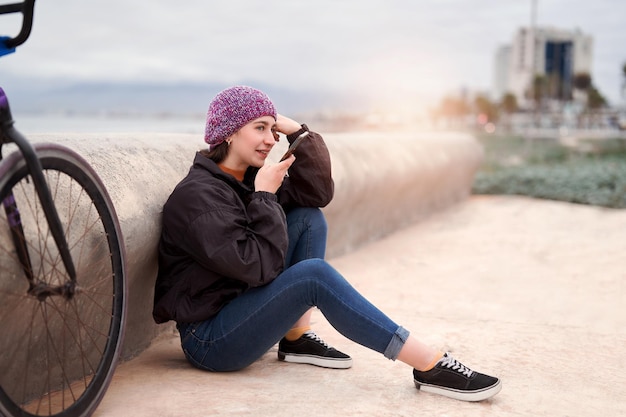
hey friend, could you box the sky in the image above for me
[1,0,625,113]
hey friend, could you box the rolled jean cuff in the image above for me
[383,326,410,360]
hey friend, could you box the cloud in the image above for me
[2,0,625,105]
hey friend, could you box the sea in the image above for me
[11,113,206,136]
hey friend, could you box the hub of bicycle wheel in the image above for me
[28,280,77,301]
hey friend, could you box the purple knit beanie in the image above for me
[204,85,277,148]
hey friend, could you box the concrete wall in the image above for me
[27,130,483,359]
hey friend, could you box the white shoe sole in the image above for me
[278,352,353,369]
[414,379,502,402]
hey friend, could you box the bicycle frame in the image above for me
[0,0,78,297]
[1,88,78,298]
[0,0,35,56]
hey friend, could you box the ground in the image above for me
[94,196,626,417]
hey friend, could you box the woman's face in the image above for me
[226,116,277,169]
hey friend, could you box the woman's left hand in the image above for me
[274,114,302,137]
[254,155,295,193]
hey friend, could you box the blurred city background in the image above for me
[2,0,625,207]
[1,1,624,132]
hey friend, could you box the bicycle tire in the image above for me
[0,143,126,417]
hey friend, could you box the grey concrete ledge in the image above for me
[26,130,483,358]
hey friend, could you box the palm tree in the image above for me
[500,93,518,114]
[587,86,607,110]
[573,73,591,92]
[569,72,607,125]
[525,75,547,126]
[474,94,498,124]
[529,75,546,104]
[499,93,518,132]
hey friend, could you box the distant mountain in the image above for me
[0,76,369,117]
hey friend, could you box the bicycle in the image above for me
[1,1,127,416]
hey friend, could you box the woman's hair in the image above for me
[200,141,229,163]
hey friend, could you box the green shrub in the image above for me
[472,134,626,208]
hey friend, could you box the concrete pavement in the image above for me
[93,196,626,417]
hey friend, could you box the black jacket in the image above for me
[152,130,333,324]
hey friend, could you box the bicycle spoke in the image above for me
[0,145,125,417]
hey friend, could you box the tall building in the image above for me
[493,26,593,108]
[493,45,511,101]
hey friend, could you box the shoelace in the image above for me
[439,355,474,377]
[302,330,332,349]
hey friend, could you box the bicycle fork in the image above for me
[1,90,78,300]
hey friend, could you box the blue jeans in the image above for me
[178,208,409,371]
[285,206,328,266]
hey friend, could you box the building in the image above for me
[493,26,593,109]
[493,45,511,101]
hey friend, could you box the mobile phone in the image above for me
[279,131,310,161]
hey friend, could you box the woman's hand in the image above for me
[274,114,302,136]
[254,154,295,193]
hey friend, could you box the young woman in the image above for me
[153,86,501,402]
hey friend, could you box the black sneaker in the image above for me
[413,353,501,402]
[278,330,352,369]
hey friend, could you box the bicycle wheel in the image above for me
[0,143,126,417]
